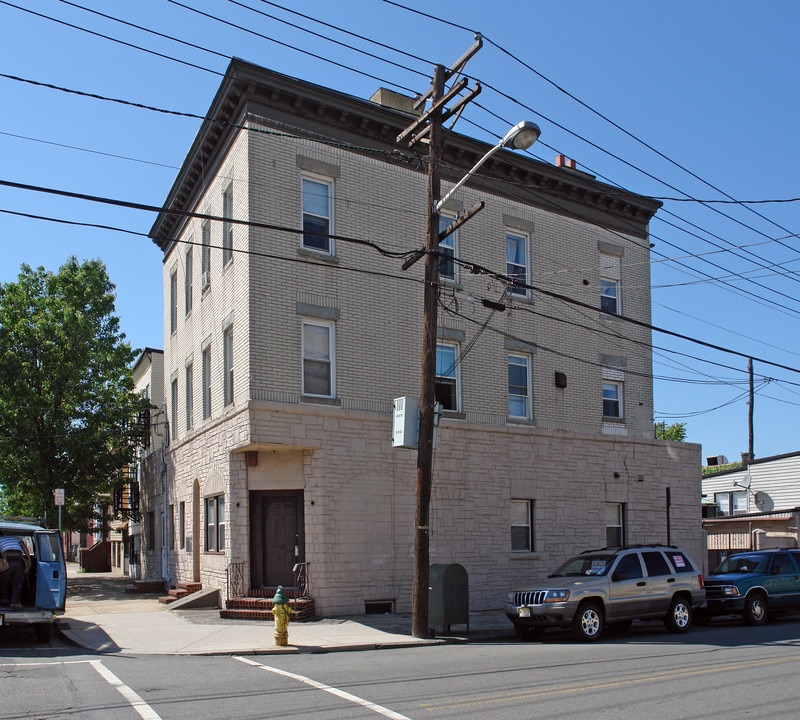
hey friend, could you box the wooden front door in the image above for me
[250,490,304,589]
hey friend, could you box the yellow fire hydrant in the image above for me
[272,587,292,646]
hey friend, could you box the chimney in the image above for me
[555,154,577,169]
[369,88,420,116]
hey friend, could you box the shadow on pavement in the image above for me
[56,618,121,653]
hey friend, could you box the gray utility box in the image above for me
[429,563,469,633]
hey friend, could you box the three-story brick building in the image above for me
[147,58,703,615]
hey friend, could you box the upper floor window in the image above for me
[185,363,194,431]
[302,319,335,397]
[600,253,621,314]
[202,346,211,419]
[169,271,178,334]
[602,381,622,419]
[201,221,211,290]
[508,354,531,419]
[506,230,530,297]
[170,378,178,441]
[435,342,460,411]
[185,246,193,315]
[223,325,234,406]
[302,175,333,254]
[715,491,748,516]
[438,214,458,282]
[222,185,233,266]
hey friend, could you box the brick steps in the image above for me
[221,595,315,622]
[158,580,204,605]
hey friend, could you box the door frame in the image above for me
[249,490,305,589]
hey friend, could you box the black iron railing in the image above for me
[227,561,245,599]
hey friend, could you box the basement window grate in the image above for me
[364,600,393,614]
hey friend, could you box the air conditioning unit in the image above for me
[201,271,211,290]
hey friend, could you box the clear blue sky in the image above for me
[2,1,799,463]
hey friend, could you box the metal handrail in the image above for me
[292,562,310,598]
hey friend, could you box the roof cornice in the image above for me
[150,58,661,252]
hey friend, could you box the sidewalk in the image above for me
[56,564,513,655]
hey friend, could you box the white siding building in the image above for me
[147,59,704,615]
[703,452,800,568]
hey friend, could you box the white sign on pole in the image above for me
[55,488,65,506]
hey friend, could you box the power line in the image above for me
[381,0,800,257]
[3,4,797,413]
[8,0,798,321]
[0,178,416,261]
[0,0,222,77]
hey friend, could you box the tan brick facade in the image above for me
[147,60,704,615]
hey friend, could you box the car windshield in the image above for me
[549,554,615,577]
[712,554,769,575]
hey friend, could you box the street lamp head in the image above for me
[501,120,541,151]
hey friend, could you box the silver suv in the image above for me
[505,545,705,641]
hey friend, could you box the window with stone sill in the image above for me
[205,495,225,552]
[511,499,534,552]
[302,175,333,254]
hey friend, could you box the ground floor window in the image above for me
[179,501,185,549]
[606,502,625,547]
[205,495,225,552]
[511,499,533,552]
[146,511,155,551]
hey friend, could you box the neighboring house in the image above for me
[130,348,165,582]
[147,58,703,616]
[702,451,800,569]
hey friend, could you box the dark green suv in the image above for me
[699,549,800,625]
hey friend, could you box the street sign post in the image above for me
[55,488,64,535]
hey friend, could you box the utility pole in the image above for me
[412,63,444,640]
[748,357,754,461]
[397,37,483,639]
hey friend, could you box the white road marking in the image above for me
[0,660,92,668]
[235,656,413,720]
[90,660,163,720]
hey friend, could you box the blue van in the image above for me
[0,518,67,642]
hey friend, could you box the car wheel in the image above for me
[664,596,692,633]
[571,601,603,642]
[34,623,54,643]
[743,592,768,626]
[514,624,544,641]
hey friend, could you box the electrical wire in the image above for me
[4,0,796,428]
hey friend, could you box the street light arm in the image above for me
[435,142,504,213]
[434,120,540,213]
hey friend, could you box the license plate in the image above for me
[518,607,531,618]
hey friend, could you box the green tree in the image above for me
[654,421,687,442]
[0,258,149,530]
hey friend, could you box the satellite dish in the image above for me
[754,491,773,512]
